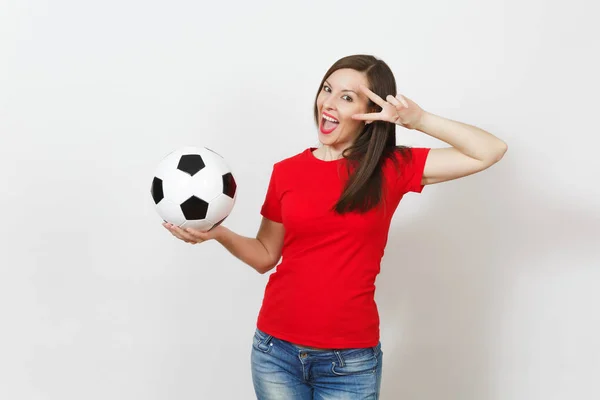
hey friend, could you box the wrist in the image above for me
[413,110,431,131]
[212,225,228,242]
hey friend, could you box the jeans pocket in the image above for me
[331,346,380,376]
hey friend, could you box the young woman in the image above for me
[164,54,507,399]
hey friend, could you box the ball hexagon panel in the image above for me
[154,147,194,177]
[155,199,187,226]
[189,163,228,204]
[206,194,235,224]
[180,217,215,232]
[159,167,196,205]
[197,147,231,175]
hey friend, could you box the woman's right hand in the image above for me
[163,222,223,245]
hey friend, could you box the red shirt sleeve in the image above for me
[260,165,283,223]
[403,147,431,194]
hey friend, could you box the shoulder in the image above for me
[271,148,312,172]
[390,146,430,169]
[383,146,431,183]
[389,146,429,160]
[384,146,428,168]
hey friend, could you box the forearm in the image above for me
[214,226,274,274]
[415,111,507,163]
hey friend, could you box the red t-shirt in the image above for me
[257,147,430,348]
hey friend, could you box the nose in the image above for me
[323,96,336,110]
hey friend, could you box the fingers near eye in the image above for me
[396,94,409,108]
[359,85,386,108]
[386,95,402,107]
[352,112,379,121]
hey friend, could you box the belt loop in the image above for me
[258,333,274,352]
[334,350,345,367]
[263,334,273,345]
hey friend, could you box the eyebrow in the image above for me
[324,80,357,95]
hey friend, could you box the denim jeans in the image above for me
[251,328,383,399]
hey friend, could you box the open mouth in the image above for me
[320,112,339,134]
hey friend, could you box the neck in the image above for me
[314,145,348,161]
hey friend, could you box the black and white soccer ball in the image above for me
[150,146,237,231]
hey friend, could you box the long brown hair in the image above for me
[313,54,412,214]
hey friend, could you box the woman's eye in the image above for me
[342,95,353,102]
[323,85,331,92]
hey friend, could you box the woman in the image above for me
[164,54,507,399]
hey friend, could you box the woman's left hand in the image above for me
[352,85,425,130]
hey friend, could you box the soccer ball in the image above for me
[150,146,237,231]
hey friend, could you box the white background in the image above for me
[1,0,598,399]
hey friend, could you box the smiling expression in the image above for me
[315,68,372,149]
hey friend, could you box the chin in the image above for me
[318,135,337,146]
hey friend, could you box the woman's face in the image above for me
[316,68,371,148]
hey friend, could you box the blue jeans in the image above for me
[251,328,383,399]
